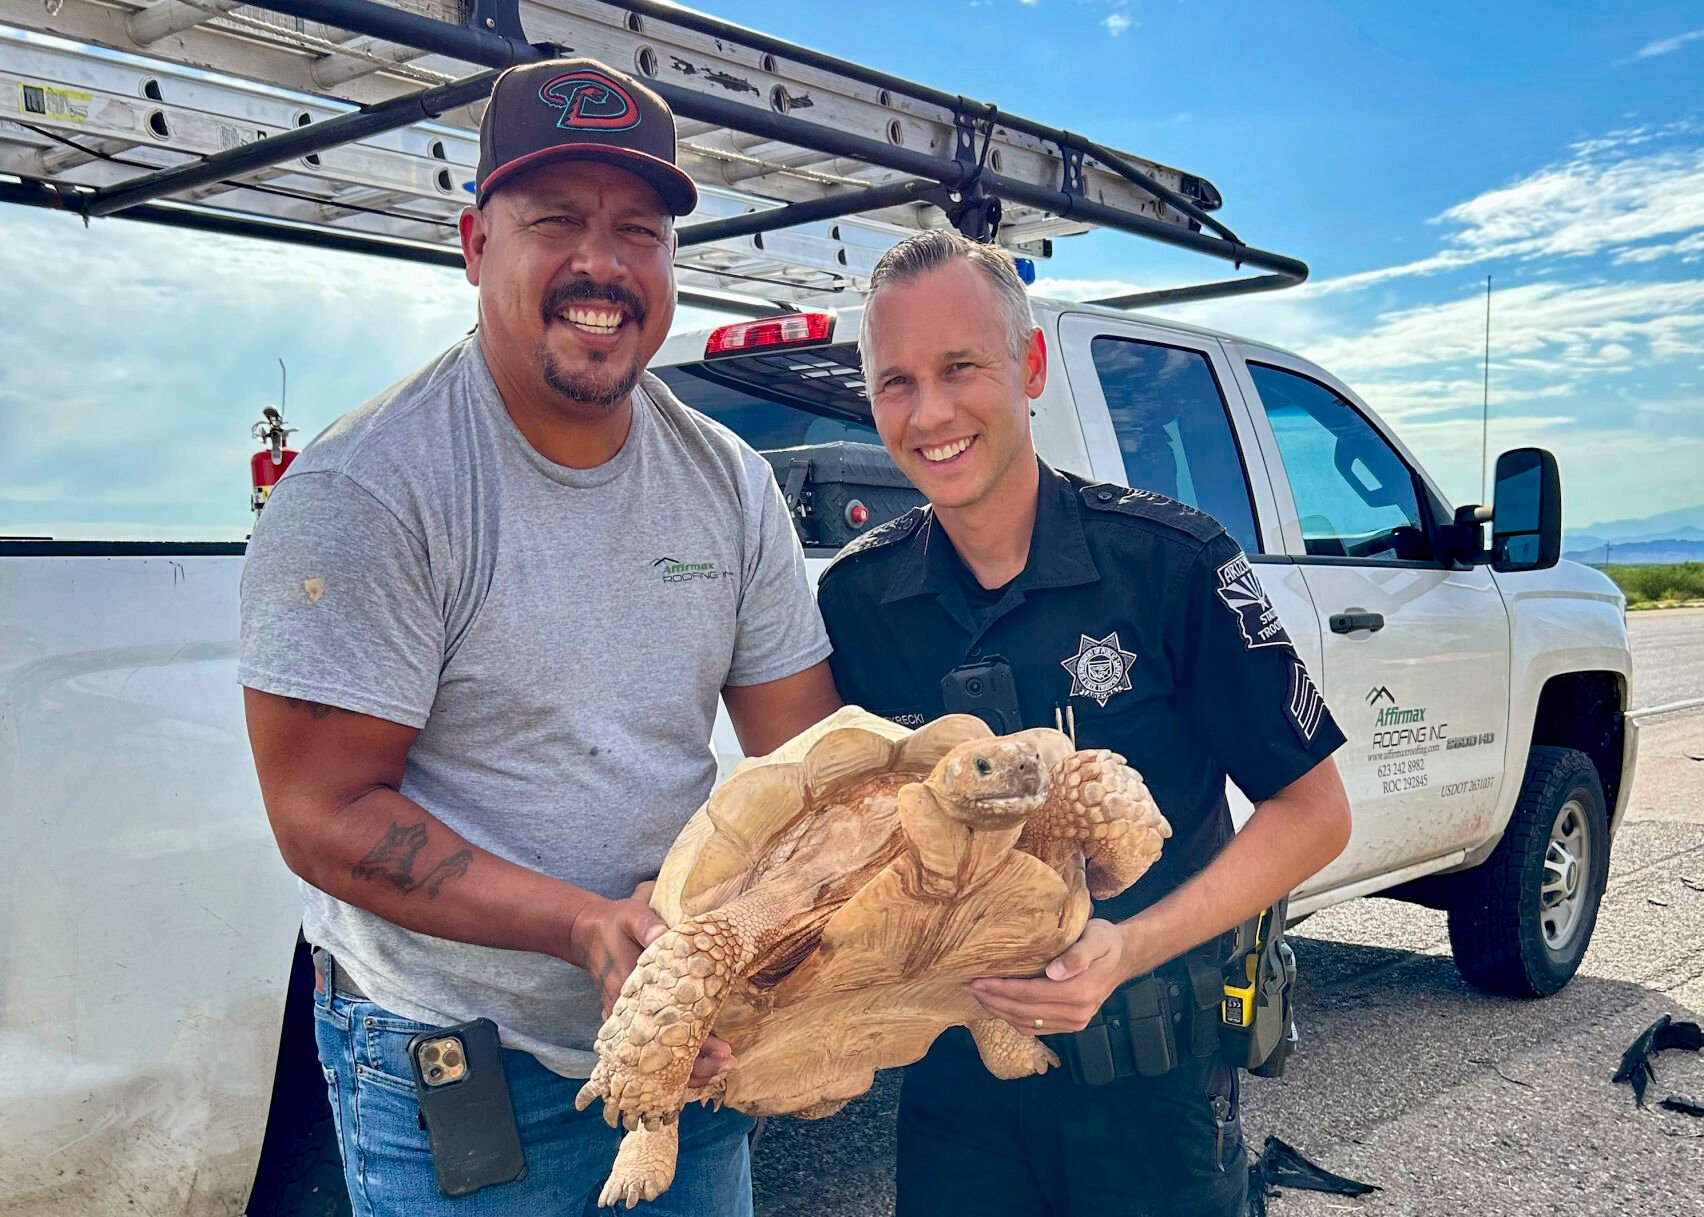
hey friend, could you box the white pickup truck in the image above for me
[0,295,1637,1217]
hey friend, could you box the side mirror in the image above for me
[1490,447,1562,572]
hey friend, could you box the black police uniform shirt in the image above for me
[817,462,1347,922]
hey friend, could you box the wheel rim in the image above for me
[1539,798,1591,952]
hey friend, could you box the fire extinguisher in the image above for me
[251,406,298,514]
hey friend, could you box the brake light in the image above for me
[705,312,835,357]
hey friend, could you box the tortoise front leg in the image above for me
[1019,750,1172,899]
[600,1122,677,1209]
[598,1074,733,1209]
[575,893,787,1132]
[968,1018,1061,1079]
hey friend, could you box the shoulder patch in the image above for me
[1077,484,1226,544]
[820,506,927,580]
[1213,550,1293,650]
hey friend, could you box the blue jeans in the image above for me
[312,983,755,1216]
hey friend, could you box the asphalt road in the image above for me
[1629,607,1704,710]
[751,611,1704,1217]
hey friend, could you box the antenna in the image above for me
[277,357,288,416]
[1480,275,1492,503]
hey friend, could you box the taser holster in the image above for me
[1218,896,1298,1077]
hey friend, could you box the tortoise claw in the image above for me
[599,1123,678,1208]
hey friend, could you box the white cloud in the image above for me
[1342,378,1576,426]
[1611,230,1704,264]
[1300,278,1704,376]
[1298,125,1704,296]
[1632,28,1704,59]
[1103,12,1133,34]
[1034,121,1704,529]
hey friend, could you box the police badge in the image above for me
[1060,631,1138,707]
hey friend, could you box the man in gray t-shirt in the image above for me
[240,57,838,1217]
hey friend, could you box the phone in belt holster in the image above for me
[406,1017,528,1196]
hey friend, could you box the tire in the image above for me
[1447,746,1609,998]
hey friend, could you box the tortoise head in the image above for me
[927,738,1048,828]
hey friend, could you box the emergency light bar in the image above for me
[705,312,835,358]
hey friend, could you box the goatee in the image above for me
[540,348,643,411]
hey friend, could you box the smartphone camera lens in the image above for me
[422,1045,442,1064]
[428,1065,444,1080]
[442,1048,464,1070]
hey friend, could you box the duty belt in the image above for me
[1044,933,1235,1086]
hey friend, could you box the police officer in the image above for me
[818,230,1353,1216]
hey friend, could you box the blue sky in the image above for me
[2,0,1701,540]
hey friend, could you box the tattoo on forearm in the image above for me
[351,822,471,900]
[286,697,339,720]
[594,946,622,992]
[421,851,472,899]
[352,822,429,890]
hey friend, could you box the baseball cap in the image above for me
[475,57,698,215]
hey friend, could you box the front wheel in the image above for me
[1447,746,1609,998]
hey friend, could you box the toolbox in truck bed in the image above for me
[761,442,924,549]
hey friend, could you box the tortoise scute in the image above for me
[582,708,1169,1204]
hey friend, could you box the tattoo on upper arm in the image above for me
[351,822,472,900]
[286,697,340,720]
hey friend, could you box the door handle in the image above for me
[1330,611,1386,634]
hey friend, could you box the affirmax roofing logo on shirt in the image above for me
[652,556,722,584]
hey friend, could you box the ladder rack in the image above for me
[0,0,1309,311]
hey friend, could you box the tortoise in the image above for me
[574,707,1171,1207]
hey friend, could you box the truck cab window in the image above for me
[1090,337,1261,554]
[1247,363,1434,563]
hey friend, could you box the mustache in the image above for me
[542,280,647,325]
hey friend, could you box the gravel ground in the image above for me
[752,613,1704,1216]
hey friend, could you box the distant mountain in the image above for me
[1564,538,1704,565]
[1565,505,1704,553]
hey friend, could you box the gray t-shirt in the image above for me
[239,335,830,1077]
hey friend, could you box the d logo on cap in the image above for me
[538,70,641,131]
